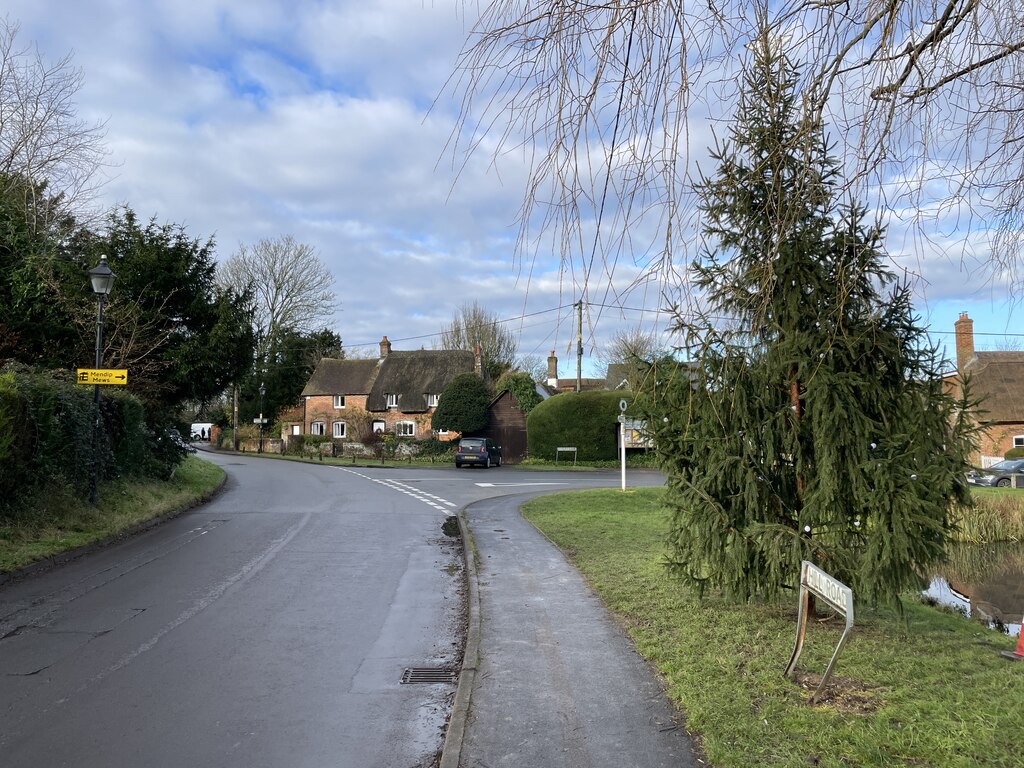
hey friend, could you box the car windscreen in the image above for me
[460,439,483,448]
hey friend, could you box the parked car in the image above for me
[967,458,1024,488]
[455,437,502,468]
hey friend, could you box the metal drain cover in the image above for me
[401,667,458,684]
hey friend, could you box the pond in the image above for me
[923,542,1024,638]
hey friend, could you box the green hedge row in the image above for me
[0,366,189,517]
[526,390,626,461]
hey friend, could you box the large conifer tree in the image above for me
[651,33,976,605]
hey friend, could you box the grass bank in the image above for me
[0,455,224,573]
[522,488,1023,768]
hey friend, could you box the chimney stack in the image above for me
[379,335,392,359]
[954,313,974,372]
[547,350,558,388]
[474,343,483,378]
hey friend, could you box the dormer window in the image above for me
[426,393,440,408]
[386,393,398,408]
[333,395,346,409]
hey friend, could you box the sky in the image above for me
[7,1,1021,377]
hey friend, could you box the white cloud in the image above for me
[4,0,1018,378]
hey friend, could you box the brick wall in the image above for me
[304,394,447,440]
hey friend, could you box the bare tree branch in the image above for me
[0,19,109,230]
[219,235,338,359]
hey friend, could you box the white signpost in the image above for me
[784,561,855,703]
[618,399,628,491]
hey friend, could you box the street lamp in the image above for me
[258,382,266,454]
[87,255,116,504]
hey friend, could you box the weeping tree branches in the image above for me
[450,0,1024,296]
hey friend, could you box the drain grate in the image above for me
[401,667,459,685]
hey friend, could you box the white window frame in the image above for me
[396,420,416,437]
[386,393,399,408]
[426,393,440,408]
[1014,435,1024,448]
[372,420,386,434]
[333,395,346,409]
[291,425,302,435]
[311,421,325,436]
[332,421,346,439]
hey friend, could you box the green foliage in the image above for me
[526,390,624,461]
[79,206,256,410]
[495,370,543,413]
[647,38,976,605]
[0,174,81,366]
[431,372,490,434]
[0,366,191,518]
[240,327,342,425]
[415,437,457,458]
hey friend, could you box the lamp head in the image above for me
[88,255,116,296]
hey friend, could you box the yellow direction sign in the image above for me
[76,368,128,386]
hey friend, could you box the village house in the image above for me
[951,313,1024,466]
[299,336,480,441]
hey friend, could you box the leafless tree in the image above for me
[219,235,338,358]
[513,353,546,382]
[448,1,1024,297]
[439,300,518,380]
[0,19,109,229]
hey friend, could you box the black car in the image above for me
[967,458,1024,488]
[455,437,502,468]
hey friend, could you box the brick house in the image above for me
[951,313,1024,466]
[299,336,480,442]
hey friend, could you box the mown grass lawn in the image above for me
[0,455,224,573]
[522,488,1023,768]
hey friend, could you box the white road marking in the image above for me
[337,468,457,512]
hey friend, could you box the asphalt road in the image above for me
[0,453,656,768]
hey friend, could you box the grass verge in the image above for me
[522,488,1023,768]
[0,455,224,573]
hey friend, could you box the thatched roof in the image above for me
[965,351,1024,422]
[300,358,378,397]
[366,349,477,412]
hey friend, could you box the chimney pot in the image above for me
[379,335,392,359]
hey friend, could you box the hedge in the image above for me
[0,365,189,517]
[526,390,627,461]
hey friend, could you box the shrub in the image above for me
[416,437,457,458]
[0,365,189,516]
[526,390,625,461]
[432,373,490,434]
[495,370,543,413]
[1005,446,1024,460]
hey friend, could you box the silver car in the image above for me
[967,459,1024,488]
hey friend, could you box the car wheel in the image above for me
[485,456,491,469]
[997,478,1011,488]
[455,461,462,469]
[496,455,501,467]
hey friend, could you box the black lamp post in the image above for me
[258,382,266,454]
[87,255,116,504]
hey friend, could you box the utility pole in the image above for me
[232,382,239,451]
[576,300,583,393]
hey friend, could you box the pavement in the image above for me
[442,492,702,768]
